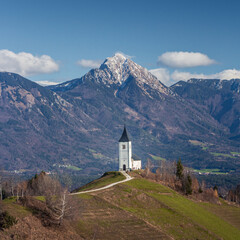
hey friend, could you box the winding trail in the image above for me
[70,171,133,195]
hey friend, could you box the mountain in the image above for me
[0,54,240,186]
[49,53,225,144]
[0,72,113,175]
[49,53,237,171]
[170,78,240,139]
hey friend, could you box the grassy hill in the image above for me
[1,171,240,239]
[73,171,125,192]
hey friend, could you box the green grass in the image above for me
[124,178,173,193]
[194,168,228,175]
[2,197,31,218]
[75,193,93,199]
[189,140,210,151]
[121,179,240,240]
[34,196,46,202]
[149,154,166,161]
[66,165,82,171]
[201,201,240,230]
[231,152,240,155]
[88,148,96,153]
[210,152,236,158]
[75,171,125,192]
[151,193,239,239]
[92,152,105,159]
[189,140,206,146]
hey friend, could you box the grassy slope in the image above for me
[1,174,240,240]
[73,171,125,192]
[122,179,240,239]
[1,197,31,218]
[121,179,240,240]
[76,176,240,240]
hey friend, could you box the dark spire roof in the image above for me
[119,125,131,142]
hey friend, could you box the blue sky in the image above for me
[0,0,240,85]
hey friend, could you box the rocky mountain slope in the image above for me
[49,53,237,170]
[0,54,239,183]
[0,72,112,174]
[171,78,240,139]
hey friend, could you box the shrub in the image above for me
[0,211,18,230]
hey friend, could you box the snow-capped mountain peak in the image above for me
[97,53,170,94]
[50,53,171,96]
[99,53,130,84]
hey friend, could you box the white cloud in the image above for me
[171,69,240,82]
[77,59,102,68]
[149,68,171,86]
[0,49,59,76]
[158,51,216,68]
[213,69,240,80]
[35,81,60,86]
[115,51,134,59]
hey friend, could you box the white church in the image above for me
[118,126,141,171]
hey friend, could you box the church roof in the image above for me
[119,125,131,142]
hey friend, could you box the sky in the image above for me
[0,0,240,86]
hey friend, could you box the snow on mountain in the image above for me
[88,53,170,96]
[49,53,173,97]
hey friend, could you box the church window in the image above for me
[122,145,126,149]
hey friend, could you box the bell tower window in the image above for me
[122,145,126,149]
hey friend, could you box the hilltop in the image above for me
[0,171,239,239]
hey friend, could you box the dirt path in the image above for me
[70,171,133,195]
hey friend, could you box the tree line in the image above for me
[143,158,219,202]
[0,171,81,229]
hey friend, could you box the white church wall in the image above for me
[132,160,141,170]
[128,141,132,169]
[119,141,132,171]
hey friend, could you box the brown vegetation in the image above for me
[227,185,240,204]
[141,159,220,203]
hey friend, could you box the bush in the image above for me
[0,211,18,230]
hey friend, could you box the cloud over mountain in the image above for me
[172,69,240,81]
[35,80,60,86]
[149,68,170,85]
[0,49,59,76]
[77,59,102,68]
[158,51,216,68]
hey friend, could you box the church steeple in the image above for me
[119,125,130,142]
[118,125,132,171]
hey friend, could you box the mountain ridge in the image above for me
[0,55,239,188]
[170,78,240,137]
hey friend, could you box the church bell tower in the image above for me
[119,125,132,171]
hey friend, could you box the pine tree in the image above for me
[185,174,192,195]
[176,159,184,180]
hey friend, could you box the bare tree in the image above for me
[23,171,81,226]
[156,160,176,186]
[26,171,62,197]
[46,189,77,225]
[145,158,154,177]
